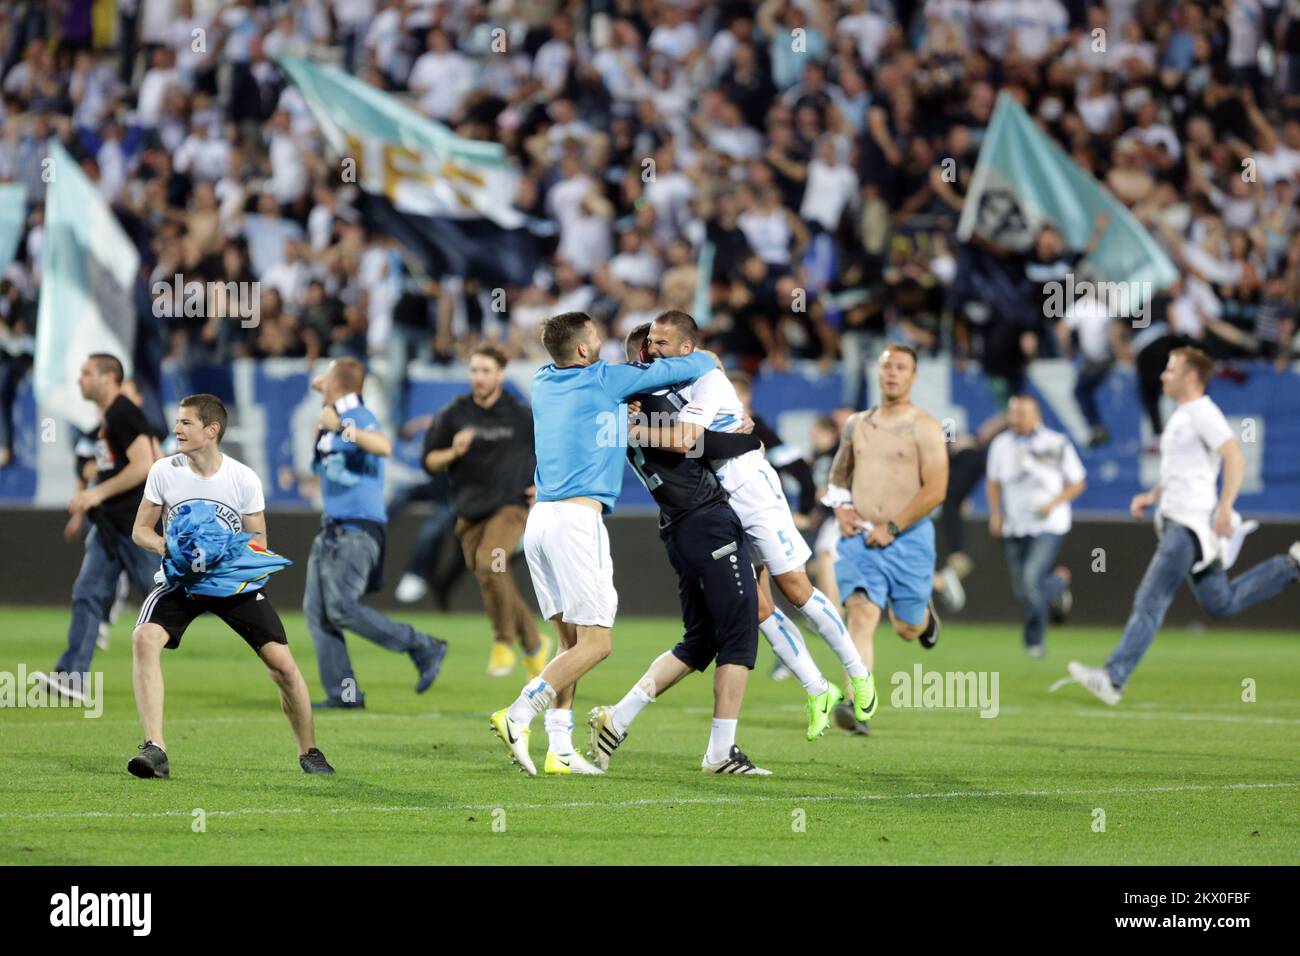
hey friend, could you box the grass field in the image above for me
[1,606,1297,865]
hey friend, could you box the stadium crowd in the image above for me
[1,0,1300,467]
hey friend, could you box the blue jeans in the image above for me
[55,523,160,675]
[1003,533,1068,649]
[1105,523,1299,690]
[304,525,433,702]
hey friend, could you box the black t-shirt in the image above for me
[423,390,535,521]
[93,395,152,535]
[626,390,760,530]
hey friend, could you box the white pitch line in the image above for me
[1067,709,1300,726]
[0,712,449,728]
[0,781,1295,823]
[7,703,1300,728]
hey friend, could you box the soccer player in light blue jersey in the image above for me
[489,312,719,775]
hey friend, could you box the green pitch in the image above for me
[1,607,1296,865]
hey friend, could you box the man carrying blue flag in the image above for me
[129,394,333,779]
[489,312,720,776]
[305,358,448,709]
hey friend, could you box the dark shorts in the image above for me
[136,584,288,653]
[664,504,759,671]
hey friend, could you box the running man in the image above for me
[129,394,333,778]
[36,355,161,701]
[986,394,1085,657]
[642,311,876,740]
[305,358,448,709]
[423,344,548,679]
[489,312,719,776]
[825,343,948,735]
[588,325,771,775]
[1066,347,1300,704]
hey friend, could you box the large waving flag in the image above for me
[0,183,26,274]
[958,93,1177,296]
[35,142,141,433]
[276,54,536,287]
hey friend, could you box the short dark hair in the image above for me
[880,342,918,368]
[87,353,124,385]
[470,344,508,368]
[179,393,229,443]
[625,323,651,363]
[1171,345,1213,385]
[330,357,366,394]
[542,312,593,361]
[651,309,700,345]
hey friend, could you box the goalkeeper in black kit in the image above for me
[586,325,772,775]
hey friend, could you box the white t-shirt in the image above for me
[986,427,1086,536]
[1158,395,1235,566]
[674,367,764,494]
[801,160,859,232]
[144,453,267,533]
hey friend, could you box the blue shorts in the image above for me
[834,520,936,626]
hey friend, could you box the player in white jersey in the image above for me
[1065,347,1300,705]
[643,311,878,740]
[127,394,333,778]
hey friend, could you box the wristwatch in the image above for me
[887,520,901,538]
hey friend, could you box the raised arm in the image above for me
[601,351,719,400]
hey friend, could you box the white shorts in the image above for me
[726,459,813,577]
[524,501,618,628]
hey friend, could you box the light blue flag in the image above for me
[0,183,26,275]
[35,142,140,432]
[275,54,523,229]
[957,92,1177,299]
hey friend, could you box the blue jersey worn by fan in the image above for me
[163,501,292,596]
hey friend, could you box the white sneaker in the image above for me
[587,705,625,771]
[544,751,604,775]
[489,708,537,776]
[96,622,111,651]
[1067,661,1122,706]
[702,745,772,775]
[938,566,967,612]
[33,671,88,704]
[395,573,428,604]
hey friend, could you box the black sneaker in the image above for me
[918,599,941,649]
[833,702,871,736]
[299,748,335,774]
[412,637,448,694]
[312,697,365,710]
[127,741,170,779]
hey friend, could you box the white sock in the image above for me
[506,677,555,725]
[759,610,830,695]
[611,683,654,736]
[545,708,574,754]
[798,588,870,678]
[707,718,738,764]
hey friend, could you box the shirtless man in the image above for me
[825,343,949,734]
